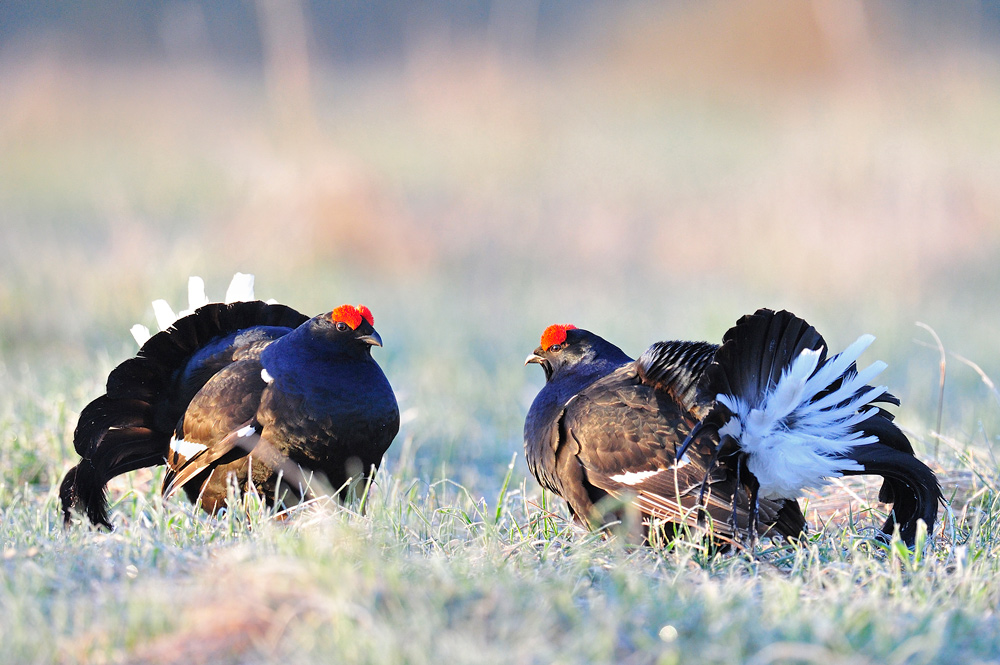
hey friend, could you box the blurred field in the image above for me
[3,2,1000,663]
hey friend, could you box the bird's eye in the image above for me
[336,322,349,332]
[549,344,561,352]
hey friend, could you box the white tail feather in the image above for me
[181,276,208,316]
[801,362,887,414]
[718,334,888,499]
[761,348,821,423]
[130,324,151,346]
[225,273,256,303]
[132,273,260,346]
[152,299,176,331]
[800,334,875,402]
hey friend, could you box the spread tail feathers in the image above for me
[682,308,939,546]
[61,282,307,528]
[699,309,897,499]
[131,273,268,346]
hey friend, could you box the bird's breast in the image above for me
[259,360,399,457]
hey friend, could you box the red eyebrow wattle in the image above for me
[357,304,374,327]
[540,324,577,351]
[330,305,363,330]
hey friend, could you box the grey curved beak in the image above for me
[525,344,547,366]
[359,331,383,347]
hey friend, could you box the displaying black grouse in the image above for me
[60,278,399,529]
[524,309,940,547]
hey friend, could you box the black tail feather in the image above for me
[771,499,807,539]
[62,419,173,529]
[699,309,826,414]
[73,395,154,456]
[851,399,923,511]
[61,300,309,528]
[59,465,113,530]
[840,442,941,546]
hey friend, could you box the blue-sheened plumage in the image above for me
[61,293,399,529]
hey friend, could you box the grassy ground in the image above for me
[4,7,1000,663]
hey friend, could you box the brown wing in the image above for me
[161,357,267,499]
[562,366,793,540]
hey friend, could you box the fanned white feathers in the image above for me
[130,273,275,346]
[717,334,889,500]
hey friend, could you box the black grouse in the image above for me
[523,309,940,547]
[60,277,400,529]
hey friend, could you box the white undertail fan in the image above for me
[130,273,274,345]
[61,273,304,528]
[678,309,941,547]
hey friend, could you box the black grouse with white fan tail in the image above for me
[60,275,400,529]
[523,323,807,546]
[524,309,940,547]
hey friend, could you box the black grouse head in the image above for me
[525,324,629,381]
[307,304,383,352]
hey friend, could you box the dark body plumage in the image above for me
[525,310,940,547]
[61,300,399,529]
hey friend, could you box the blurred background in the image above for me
[2,0,1000,494]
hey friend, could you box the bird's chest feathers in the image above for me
[526,365,617,441]
[260,353,396,442]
